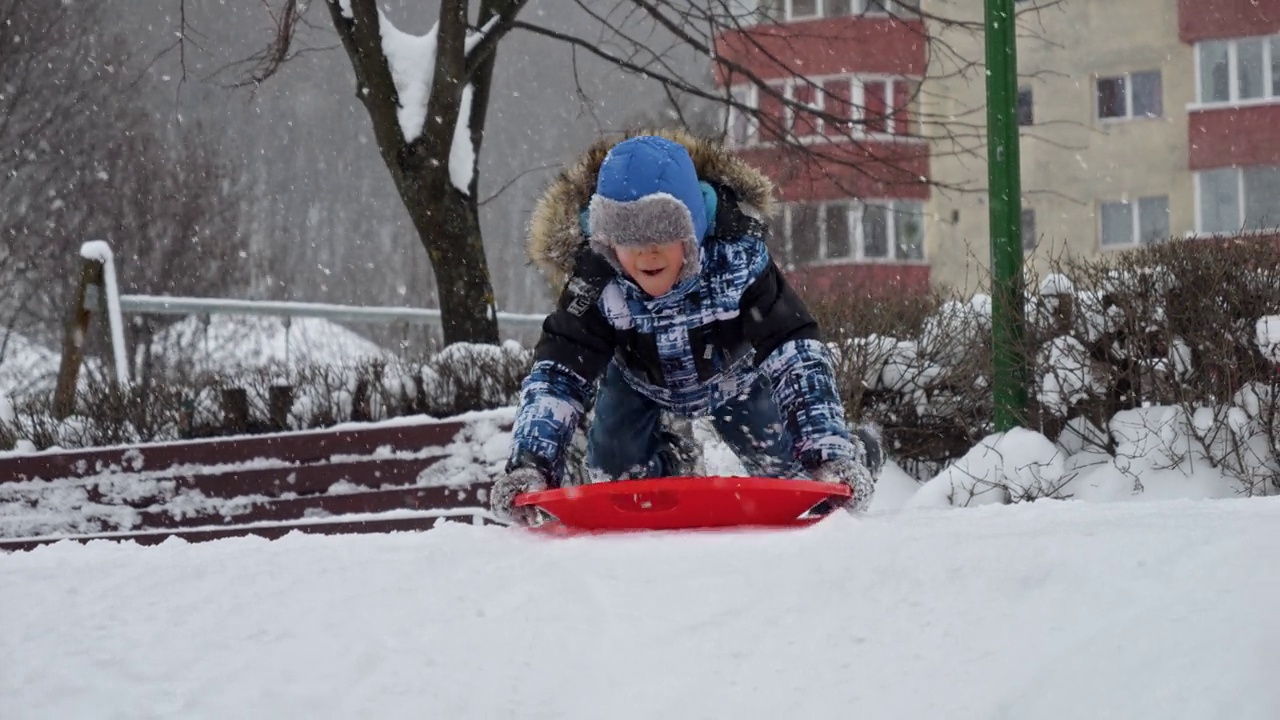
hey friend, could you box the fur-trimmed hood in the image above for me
[527,128,776,289]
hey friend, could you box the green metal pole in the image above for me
[984,0,1028,431]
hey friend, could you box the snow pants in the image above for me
[586,361,806,480]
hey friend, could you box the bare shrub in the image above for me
[0,343,534,450]
[811,237,1280,492]
[1025,239,1280,495]
[813,290,994,479]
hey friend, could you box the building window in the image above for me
[863,80,888,133]
[1138,197,1170,244]
[1196,35,1280,105]
[1097,71,1162,120]
[1199,169,1239,232]
[1245,166,1280,231]
[791,0,819,18]
[1274,36,1280,97]
[891,79,919,135]
[858,77,915,137]
[775,200,925,263]
[790,203,822,262]
[1197,166,1280,234]
[825,202,852,258]
[759,75,918,143]
[791,82,822,137]
[1021,208,1037,251]
[1239,37,1267,100]
[859,204,888,258]
[893,202,925,259]
[742,0,918,23]
[758,82,787,143]
[1100,196,1169,247]
[727,85,757,148]
[866,0,919,15]
[1017,87,1034,126]
[822,78,852,137]
[758,0,785,22]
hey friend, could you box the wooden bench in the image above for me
[0,417,504,551]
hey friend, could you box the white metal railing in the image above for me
[79,241,547,388]
[117,294,547,330]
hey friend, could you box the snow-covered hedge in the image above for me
[815,238,1280,499]
[5,239,1279,503]
[0,341,532,451]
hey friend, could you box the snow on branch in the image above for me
[378,13,440,144]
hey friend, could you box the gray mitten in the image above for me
[489,466,549,526]
[813,456,876,513]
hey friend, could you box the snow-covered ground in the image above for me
[3,387,1277,716]
[152,314,392,372]
[3,496,1278,719]
[0,330,61,399]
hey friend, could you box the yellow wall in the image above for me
[921,0,1193,294]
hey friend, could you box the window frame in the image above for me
[1017,86,1034,126]
[742,0,918,23]
[774,199,926,264]
[726,84,759,149]
[731,74,923,147]
[1193,34,1280,108]
[1099,196,1170,249]
[1021,208,1037,252]
[1193,165,1280,235]
[1095,70,1163,122]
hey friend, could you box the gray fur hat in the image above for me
[585,135,710,286]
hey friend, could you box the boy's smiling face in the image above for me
[615,240,685,297]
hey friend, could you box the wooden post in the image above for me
[221,388,249,435]
[1054,294,1075,336]
[352,378,372,422]
[178,395,196,439]
[53,259,106,419]
[268,385,293,432]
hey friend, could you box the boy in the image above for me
[491,131,882,525]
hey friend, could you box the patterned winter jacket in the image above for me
[510,130,856,483]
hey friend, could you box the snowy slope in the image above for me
[3,498,1279,719]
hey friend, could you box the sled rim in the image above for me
[513,476,849,531]
[514,476,850,507]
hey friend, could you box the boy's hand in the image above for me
[813,456,876,513]
[489,466,549,526]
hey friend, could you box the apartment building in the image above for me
[715,0,933,297]
[716,0,1280,296]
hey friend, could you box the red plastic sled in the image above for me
[513,476,850,532]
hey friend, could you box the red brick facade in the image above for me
[715,17,926,83]
[1188,105,1280,171]
[715,13,931,297]
[788,262,930,300]
[1178,0,1280,43]
[737,144,930,203]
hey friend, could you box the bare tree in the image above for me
[0,0,250,370]
[0,0,108,354]
[218,0,531,345]
[171,0,1026,343]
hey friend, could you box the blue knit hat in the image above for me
[587,136,708,283]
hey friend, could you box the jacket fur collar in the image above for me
[526,128,776,289]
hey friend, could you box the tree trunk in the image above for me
[325,0,500,345]
[403,172,497,345]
